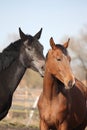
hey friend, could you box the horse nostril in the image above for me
[68,80,73,88]
[41,65,45,70]
[41,66,43,69]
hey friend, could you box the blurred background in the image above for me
[0,0,87,129]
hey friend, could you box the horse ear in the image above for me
[19,27,27,40]
[63,38,70,48]
[50,37,56,50]
[34,28,42,39]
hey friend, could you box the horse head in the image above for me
[19,28,45,77]
[46,37,75,89]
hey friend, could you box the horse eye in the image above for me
[28,46,31,50]
[57,58,61,61]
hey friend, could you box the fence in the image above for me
[3,86,42,126]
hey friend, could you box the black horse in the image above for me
[0,28,45,120]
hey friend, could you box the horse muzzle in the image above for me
[65,77,75,89]
[68,79,75,89]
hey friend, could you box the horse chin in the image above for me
[65,84,75,90]
[35,67,44,77]
[65,86,73,90]
[39,71,44,77]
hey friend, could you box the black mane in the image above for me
[3,39,22,52]
[0,39,22,72]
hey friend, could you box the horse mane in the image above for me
[0,39,22,72]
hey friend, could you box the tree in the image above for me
[69,25,87,85]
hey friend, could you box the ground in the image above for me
[0,125,39,130]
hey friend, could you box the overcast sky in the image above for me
[0,0,87,55]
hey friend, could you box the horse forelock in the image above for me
[27,35,33,43]
[55,44,68,56]
[46,44,68,61]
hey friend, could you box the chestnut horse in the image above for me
[38,38,87,130]
[0,28,45,120]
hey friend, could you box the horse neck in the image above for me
[0,58,26,94]
[43,69,56,100]
[43,68,66,100]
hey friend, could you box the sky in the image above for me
[0,0,87,55]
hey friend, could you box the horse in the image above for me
[0,28,45,120]
[38,37,87,130]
